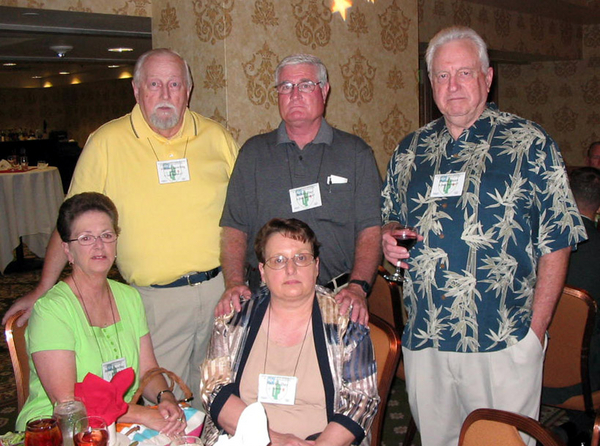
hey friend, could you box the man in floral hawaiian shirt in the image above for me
[381,26,586,446]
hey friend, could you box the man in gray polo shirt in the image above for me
[215,54,381,324]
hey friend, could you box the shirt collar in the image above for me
[276,119,334,147]
[129,104,197,142]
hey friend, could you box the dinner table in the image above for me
[0,166,64,273]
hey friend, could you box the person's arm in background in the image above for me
[214,227,251,317]
[2,231,66,326]
[335,226,382,325]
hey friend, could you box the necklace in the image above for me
[264,303,311,377]
[71,276,123,361]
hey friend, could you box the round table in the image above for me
[0,167,64,273]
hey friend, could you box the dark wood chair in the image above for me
[368,267,417,445]
[369,314,402,446]
[5,310,29,411]
[459,408,566,446]
[543,285,599,416]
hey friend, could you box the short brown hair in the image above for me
[57,192,120,242]
[254,218,320,264]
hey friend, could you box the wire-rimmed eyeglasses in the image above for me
[274,80,321,95]
[68,232,118,246]
[264,253,316,270]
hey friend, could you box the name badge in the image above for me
[289,183,322,213]
[102,358,127,381]
[431,172,466,198]
[257,373,297,405]
[156,158,190,184]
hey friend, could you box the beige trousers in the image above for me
[135,272,224,411]
[403,327,546,446]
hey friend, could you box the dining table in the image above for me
[0,166,64,273]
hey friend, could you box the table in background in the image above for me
[0,167,64,273]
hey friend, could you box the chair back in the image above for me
[369,314,401,446]
[368,266,404,333]
[458,408,566,446]
[5,310,29,411]
[543,285,598,413]
[592,412,600,446]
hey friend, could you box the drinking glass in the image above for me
[25,417,63,446]
[19,155,29,171]
[73,416,108,446]
[7,154,17,169]
[53,399,87,446]
[384,225,418,283]
[37,159,48,169]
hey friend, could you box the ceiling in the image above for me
[0,6,152,89]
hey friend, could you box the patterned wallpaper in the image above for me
[152,0,420,175]
[418,0,597,167]
[8,0,599,168]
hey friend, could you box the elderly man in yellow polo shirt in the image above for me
[3,48,239,409]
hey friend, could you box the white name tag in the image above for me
[431,172,466,197]
[157,158,190,184]
[289,183,322,213]
[102,357,127,381]
[257,373,297,405]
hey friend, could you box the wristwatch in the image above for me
[348,279,371,295]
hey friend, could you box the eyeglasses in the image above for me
[275,80,321,95]
[264,253,315,270]
[68,232,118,246]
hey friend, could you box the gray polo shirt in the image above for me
[220,119,381,285]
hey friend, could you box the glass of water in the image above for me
[53,399,87,446]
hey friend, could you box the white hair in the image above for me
[425,26,489,76]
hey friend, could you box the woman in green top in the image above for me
[16,192,185,435]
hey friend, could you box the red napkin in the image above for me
[74,368,135,425]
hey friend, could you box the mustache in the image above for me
[154,102,176,112]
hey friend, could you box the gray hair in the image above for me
[425,26,489,76]
[275,54,328,85]
[133,48,193,89]
[570,167,600,210]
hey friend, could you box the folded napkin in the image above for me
[214,402,270,446]
[74,368,134,425]
[0,160,11,170]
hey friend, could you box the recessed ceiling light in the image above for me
[59,71,70,75]
[32,76,42,79]
[3,63,16,66]
[108,47,133,53]
[108,65,120,68]
[22,12,40,16]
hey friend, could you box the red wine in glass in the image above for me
[384,226,418,283]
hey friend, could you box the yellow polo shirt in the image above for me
[67,105,238,286]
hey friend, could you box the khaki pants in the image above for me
[135,272,224,410]
[403,328,546,446]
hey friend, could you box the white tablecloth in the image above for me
[0,167,64,273]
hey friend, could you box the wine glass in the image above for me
[25,417,63,446]
[7,154,17,170]
[384,225,418,283]
[73,416,108,446]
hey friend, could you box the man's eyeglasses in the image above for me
[264,253,315,269]
[69,232,118,246]
[275,80,321,95]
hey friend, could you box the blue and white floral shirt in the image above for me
[381,104,586,353]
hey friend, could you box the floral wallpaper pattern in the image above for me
[153,0,419,175]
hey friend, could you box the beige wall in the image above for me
[152,0,420,176]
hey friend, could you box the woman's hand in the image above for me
[135,403,186,436]
[268,431,315,446]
